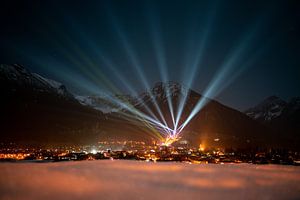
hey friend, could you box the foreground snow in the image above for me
[0,160,300,200]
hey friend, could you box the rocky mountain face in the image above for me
[245,96,300,147]
[245,96,287,121]
[1,64,297,149]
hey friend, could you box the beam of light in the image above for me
[175,3,217,131]
[20,45,172,139]
[107,10,169,130]
[40,19,174,140]
[112,107,164,140]
[45,7,176,140]
[120,106,173,138]
[40,18,173,139]
[36,23,121,96]
[145,2,175,129]
[75,80,174,137]
[91,48,170,131]
[178,26,261,134]
[118,104,171,139]
[98,52,169,127]
[82,77,172,134]
[100,92,174,137]
[12,48,105,97]
[35,7,175,140]
[57,36,120,95]
[47,16,169,134]
[42,12,118,93]
[111,98,174,139]
[64,25,170,132]
[103,94,173,133]
[70,48,173,138]
[95,91,174,135]
[162,134,180,146]
[174,28,209,129]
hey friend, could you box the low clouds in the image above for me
[0,160,300,200]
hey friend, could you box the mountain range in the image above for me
[0,64,299,149]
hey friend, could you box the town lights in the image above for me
[199,144,205,151]
[91,149,97,154]
[162,135,179,146]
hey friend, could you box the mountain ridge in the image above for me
[1,64,297,149]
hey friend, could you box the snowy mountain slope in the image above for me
[75,95,119,113]
[245,96,300,122]
[75,82,188,113]
[0,64,72,98]
[245,96,287,121]
[32,73,68,95]
[0,64,104,144]
[245,95,300,143]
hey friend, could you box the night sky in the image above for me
[0,0,299,110]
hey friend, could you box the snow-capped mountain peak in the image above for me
[75,82,190,113]
[151,81,188,96]
[245,96,287,121]
[138,81,189,103]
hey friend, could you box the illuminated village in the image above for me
[1,138,299,165]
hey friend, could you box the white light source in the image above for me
[91,149,97,154]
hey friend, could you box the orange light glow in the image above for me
[199,144,205,151]
[161,136,179,146]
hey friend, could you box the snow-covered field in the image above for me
[1,160,300,200]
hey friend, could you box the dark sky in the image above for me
[0,0,299,110]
